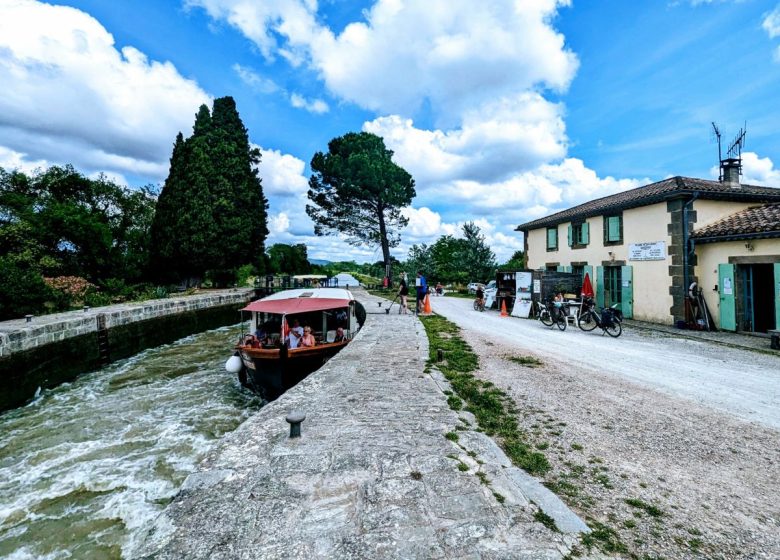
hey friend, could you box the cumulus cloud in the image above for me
[256,146,309,197]
[729,151,780,187]
[0,0,211,180]
[0,146,49,174]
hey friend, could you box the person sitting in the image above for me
[300,326,316,347]
[435,282,444,296]
[254,325,269,346]
[333,327,346,343]
[286,319,304,349]
[243,334,261,348]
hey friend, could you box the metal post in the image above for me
[286,411,306,438]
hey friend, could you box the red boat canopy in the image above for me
[242,298,350,314]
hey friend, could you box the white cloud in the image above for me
[0,146,49,174]
[739,151,780,187]
[764,5,780,38]
[233,63,280,93]
[0,0,211,180]
[256,146,309,197]
[289,93,329,114]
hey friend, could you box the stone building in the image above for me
[516,169,780,332]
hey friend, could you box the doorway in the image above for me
[604,266,622,308]
[738,263,776,333]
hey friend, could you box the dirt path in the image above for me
[431,296,780,559]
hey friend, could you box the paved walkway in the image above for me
[140,290,586,559]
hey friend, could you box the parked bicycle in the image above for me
[536,298,567,331]
[577,296,623,337]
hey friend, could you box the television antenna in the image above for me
[711,122,746,182]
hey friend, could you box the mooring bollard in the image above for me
[25,315,33,323]
[286,411,306,438]
[83,306,90,312]
[437,348,444,362]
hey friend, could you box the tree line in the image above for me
[0,95,520,320]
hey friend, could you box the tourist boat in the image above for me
[225,288,365,400]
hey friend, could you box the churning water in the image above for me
[0,325,261,559]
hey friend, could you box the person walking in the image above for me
[415,271,427,315]
[398,272,410,314]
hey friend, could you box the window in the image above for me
[546,227,558,251]
[568,221,589,247]
[571,265,584,278]
[603,215,623,245]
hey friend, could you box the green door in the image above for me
[596,266,605,308]
[775,263,780,330]
[719,263,736,331]
[621,265,633,319]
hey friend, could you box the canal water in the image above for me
[0,325,261,559]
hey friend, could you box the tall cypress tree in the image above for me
[149,98,268,286]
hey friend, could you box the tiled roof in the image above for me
[515,176,780,231]
[691,203,780,240]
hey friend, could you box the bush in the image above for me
[236,264,256,287]
[43,276,95,307]
[0,258,58,320]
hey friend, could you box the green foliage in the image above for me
[0,257,59,319]
[267,243,310,275]
[307,132,415,279]
[501,250,526,271]
[411,222,496,284]
[150,97,268,286]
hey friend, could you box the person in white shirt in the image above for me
[287,319,304,349]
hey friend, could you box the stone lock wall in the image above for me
[0,290,252,412]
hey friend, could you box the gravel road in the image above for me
[431,296,780,430]
[429,296,780,559]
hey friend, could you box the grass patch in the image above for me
[571,443,583,451]
[420,314,550,475]
[625,498,664,518]
[492,491,506,504]
[457,461,469,472]
[532,505,560,533]
[447,394,463,410]
[444,431,459,442]
[506,355,544,368]
[410,470,422,480]
[581,520,628,554]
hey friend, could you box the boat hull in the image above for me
[237,342,348,400]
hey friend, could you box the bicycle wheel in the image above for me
[604,321,622,338]
[555,311,567,331]
[577,311,598,332]
[539,308,554,327]
[479,302,485,312]
[473,300,479,311]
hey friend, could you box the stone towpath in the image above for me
[141,291,588,559]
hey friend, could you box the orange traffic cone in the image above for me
[423,293,432,315]
[500,299,509,317]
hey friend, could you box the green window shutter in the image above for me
[581,222,589,245]
[565,266,572,273]
[583,265,593,281]
[608,216,621,241]
[567,225,573,247]
[556,266,565,272]
[547,228,556,249]
[620,265,633,318]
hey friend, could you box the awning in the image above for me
[242,298,350,314]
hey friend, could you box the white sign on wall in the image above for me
[628,241,666,261]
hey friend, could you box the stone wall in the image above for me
[0,290,252,412]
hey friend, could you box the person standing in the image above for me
[398,272,410,314]
[415,271,427,315]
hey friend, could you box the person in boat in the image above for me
[300,326,316,347]
[254,324,269,346]
[243,333,261,348]
[286,319,304,349]
[333,327,346,343]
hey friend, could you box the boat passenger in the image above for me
[300,326,316,347]
[286,319,304,349]
[333,327,346,343]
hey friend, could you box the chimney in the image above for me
[720,157,741,188]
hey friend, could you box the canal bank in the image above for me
[141,290,588,559]
[0,289,253,412]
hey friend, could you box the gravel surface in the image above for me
[430,296,780,559]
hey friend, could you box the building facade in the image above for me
[516,175,780,332]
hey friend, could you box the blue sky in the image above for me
[1,0,779,263]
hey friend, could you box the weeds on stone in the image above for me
[445,431,459,442]
[581,520,628,554]
[447,395,463,410]
[531,502,560,533]
[506,355,544,368]
[492,491,506,504]
[457,461,469,472]
[625,498,664,518]
[410,470,423,480]
[421,315,550,476]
